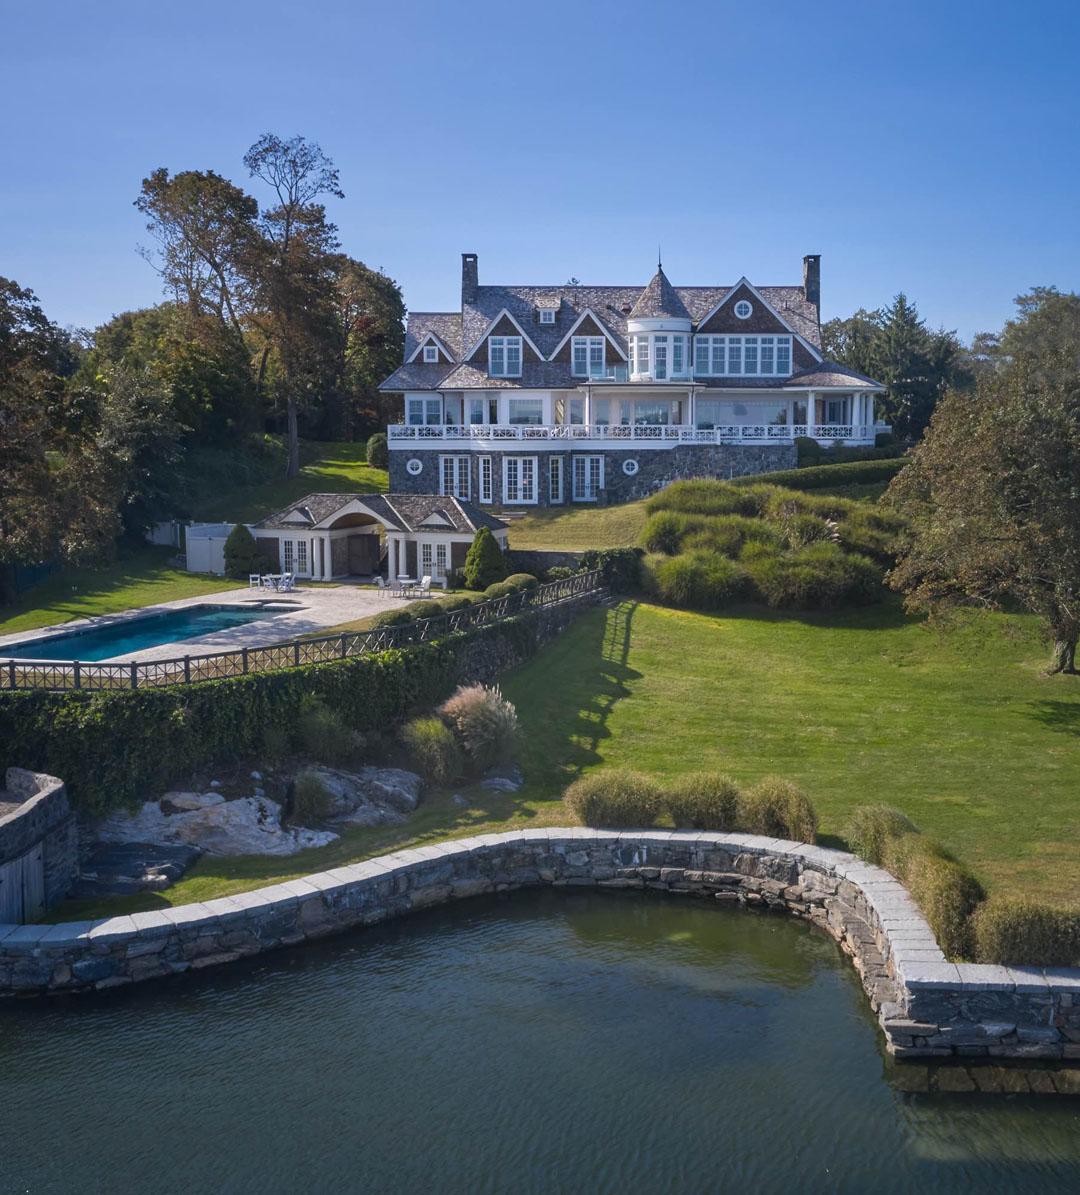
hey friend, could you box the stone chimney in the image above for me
[462,253,478,305]
[803,254,821,315]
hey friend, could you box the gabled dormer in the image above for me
[407,331,454,365]
[696,279,799,337]
[549,309,627,377]
[464,308,544,378]
[534,298,561,326]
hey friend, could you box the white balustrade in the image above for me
[388,422,875,447]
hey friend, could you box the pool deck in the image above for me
[0,585,413,664]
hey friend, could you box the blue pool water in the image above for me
[2,604,295,662]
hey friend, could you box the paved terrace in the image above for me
[0,585,411,664]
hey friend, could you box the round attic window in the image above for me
[406,458,423,476]
[734,300,753,319]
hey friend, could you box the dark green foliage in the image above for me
[0,612,554,817]
[400,716,460,786]
[641,551,746,609]
[972,895,1080,967]
[741,543,881,609]
[731,458,908,492]
[504,573,539,591]
[847,804,920,866]
[407,600,444,620]
[483,581,516,601]
[223,523,259,578]
[738,777,818,842]
[439,595,473,612]
[542,566,575,581]
[579,547,642,592]
[296,698,360,765]
[882,834,984,959]
[562,769,662,828]
[463,526,508,590]
[370,607,414,628]
[291,769,333,822]
[365,432,388,468]
[666,772,740,830]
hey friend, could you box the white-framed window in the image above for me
[572,455,604,501]
[282,540,295,572]
[503,456,538,504]
[422,344,439,363]
[549,456,564,504]
[295,539,308,574]
[734,300,753,318]
[539,308,556,324]
[653,334,668,380]
[630,333,689,379]
[693,335,793,376]
[633,335,649,376]
[421,542,433,575]
[440,455,470,499]
[489,335,522,377]
[436,543,448,576]
[572,336,606,377]
[508,397,544,425]
[406,396,443,424]
[478,455,493,504]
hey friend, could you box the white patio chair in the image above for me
[249,574,262,589]
[375,576,388,598]
[415,575,432,598]
[279,572,295,593]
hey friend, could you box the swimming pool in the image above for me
[1,603,298,662]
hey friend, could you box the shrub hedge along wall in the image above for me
[0,612,548,819]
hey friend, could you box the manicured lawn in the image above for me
[50,595,1080,923]
[0,547,240,636]
[192,440,387,523]
[508,500,648,550]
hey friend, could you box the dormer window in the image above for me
[423,344,439,363]
[489,335,522,378]
[539,309,556,325]
[572,336,606,378]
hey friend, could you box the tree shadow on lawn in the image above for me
[1025,699,1080,737]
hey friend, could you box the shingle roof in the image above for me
[628,266,692,321]
[403,312,462,362]
[784,360,883,389]
[254,492,507,535]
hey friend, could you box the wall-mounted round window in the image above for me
[622,458,640,476]
[734,300,753,319]
[405,458,423,476]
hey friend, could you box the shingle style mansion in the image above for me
[379,253,887,507]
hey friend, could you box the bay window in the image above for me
[406,397,442,425]
[489,336,522,377]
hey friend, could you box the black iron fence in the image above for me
[1,570,605,693]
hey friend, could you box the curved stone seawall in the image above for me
[2,829,1078,1060]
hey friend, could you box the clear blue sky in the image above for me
[3,0,1077,342]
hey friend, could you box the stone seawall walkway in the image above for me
[2,829,1078,1061]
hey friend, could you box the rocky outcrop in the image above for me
[97,795,337,857]
[305,766,422,827]
[72,842,203,897]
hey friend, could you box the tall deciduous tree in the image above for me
[885,290,1080,673]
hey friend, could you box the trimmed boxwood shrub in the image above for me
[971,895,1080,967]
[483,581,516,601]
[407,600,444,621]
[562,768,662,828]
[847,804,919,866]
[543,565,575,581]
[400,716,460,787]
[882,834,984,959]
[731,457,907,492]
[365,432,388,468]
[370,607,414,628]
[504,573,539,592]
[666,772,740,831]
[738,776,818,842]
[440,595,473,612]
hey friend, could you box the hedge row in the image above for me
[730,457,907,492]
[846,804,1080,966]
[0,612,546,819]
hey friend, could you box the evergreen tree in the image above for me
[223,523,259,578]
[462,527,507,590]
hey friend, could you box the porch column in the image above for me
[807,391,816,436]
[322,535,331,579]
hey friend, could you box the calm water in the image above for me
[4,604,292,662]
[1,891,1078,1194]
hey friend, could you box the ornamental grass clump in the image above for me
[881,834,984,960]
[846,804,920,866]
[291,768,333,822]
[438,683,519,773]
[737,776,818,842]
[641,550,746,610]
[562,769,662,828]
[646,478,757,517]
[971,895,1080,967]
[665,772,740,831]
[297,699,362,765]
[400,716,461,787]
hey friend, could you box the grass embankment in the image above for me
[50,597,1080,921]
[0,441,388,636]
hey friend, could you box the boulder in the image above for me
[97,796,337,857]
[160,792,225,814]
[72,841,204,897]
[481,765,523,793]
[303,765,422,827]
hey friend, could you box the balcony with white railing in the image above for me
[388,422,883,448]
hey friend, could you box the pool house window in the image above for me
[488,336,522,377]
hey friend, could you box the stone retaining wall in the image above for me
[2,829,1078,1063]
[0,769,78,915]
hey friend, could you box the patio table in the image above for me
[262,574,284,592]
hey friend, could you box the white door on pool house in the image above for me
[281,538,311,577]
[418,539,449,581]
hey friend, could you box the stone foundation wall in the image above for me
[2,830,1077,1064]
[389,444,797,508]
